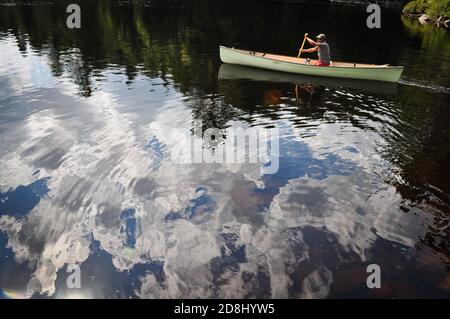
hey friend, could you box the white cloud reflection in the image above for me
[0,36,429,298]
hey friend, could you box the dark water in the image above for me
[0,1,449,298]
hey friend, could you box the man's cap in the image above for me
[316,34,326,39]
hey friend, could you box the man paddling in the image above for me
[301,34,331,66]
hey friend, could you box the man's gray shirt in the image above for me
[318,42,331,64]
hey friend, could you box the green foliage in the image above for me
[403,0,429,15]
[403,0,450,18]
[426,0,450,18]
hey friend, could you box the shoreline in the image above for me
[403,12,450,28]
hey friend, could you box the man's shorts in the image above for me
[316,61,330,66]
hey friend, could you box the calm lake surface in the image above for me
[0,1,449,298]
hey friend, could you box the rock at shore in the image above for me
[445,19,450,28]
[418,14,432,24]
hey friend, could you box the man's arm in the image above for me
[306,37,319,47]
[302,47,318,53]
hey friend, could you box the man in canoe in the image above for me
[301,34,331,66]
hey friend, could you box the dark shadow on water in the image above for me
[0,178,50,218]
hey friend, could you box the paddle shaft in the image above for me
[297,33,308,58]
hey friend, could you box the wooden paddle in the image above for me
[297,33,308,58]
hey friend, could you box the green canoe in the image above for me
[219,46,404,83]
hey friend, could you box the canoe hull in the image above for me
[219,46,404,83]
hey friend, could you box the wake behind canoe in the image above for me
[219,46,404,83]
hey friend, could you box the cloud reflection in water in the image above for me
[0,34,448,299]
